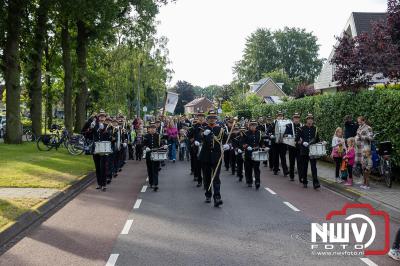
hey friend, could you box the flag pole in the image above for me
[162,90,168,116]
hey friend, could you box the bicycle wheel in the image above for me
[37,135,56,151]
[24,130,35,142]
[66,135,85,155]
[382,160,392,188]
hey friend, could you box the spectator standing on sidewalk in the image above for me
[361,147,372,189]
[344,115,358,143]
[331,127,345,183]
[166,120,178,163]
[344,138,355,186]
[355,116,373,178]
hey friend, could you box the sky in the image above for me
[156,0,387,87]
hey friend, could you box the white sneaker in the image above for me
[388,248,400,261]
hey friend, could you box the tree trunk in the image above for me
[44,38,53,130]
[27,0,49,138]
[61,19,73,133]
[3,0,26,144]
[74,19,88,133]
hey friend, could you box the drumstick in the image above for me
[208,118,238,191]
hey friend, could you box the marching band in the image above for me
[84,109,328,207]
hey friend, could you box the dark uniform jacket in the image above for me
[242,130,263,160]
[199,124,226,164]
[298,125,320,156]
[144,133,161,150]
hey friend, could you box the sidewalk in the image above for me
[315,160,400,219]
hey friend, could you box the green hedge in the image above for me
[234,90,400,166]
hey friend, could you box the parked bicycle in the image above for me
[23,127,37,142]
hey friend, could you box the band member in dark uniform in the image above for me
[265,116,275,170]
[234,126,246,182]
[199,110,226,207]
[298,113,323,189]
[144,122,167,191]
[223,118,233,171]
[188,112,206,187]
[272,111,289,176]
[284,113,302,182]
[229,125,239,176]
[89,110,110,191]
[243,120,264,189]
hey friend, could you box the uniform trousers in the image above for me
[202,161,221,199]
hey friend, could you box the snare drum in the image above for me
[283,136,296,147]
[251,149,269,161]
[151,151,168,161]
[309,143,326,158]
[275,119,291,143]
[94,141,112,155]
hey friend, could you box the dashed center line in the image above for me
[106,254,119,266]
[120,219,133,235]
[141,185,148,192]
[264,187,277,195]
[133,199,142,209]
[360,258,378,266]
[283,201,300,212]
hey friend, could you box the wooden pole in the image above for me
[208,118,238,191]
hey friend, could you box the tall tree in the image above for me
[2,0,27,144]
[233,28,279,85]
[27,0,51,137]
[174,81,195,114]
[74,19,89,131]
[274,27,323,84]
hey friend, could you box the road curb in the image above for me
[0,172,95,249]
[316,176,400,221]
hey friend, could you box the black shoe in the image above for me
[173,160,175,163]
[303,183,308,188]
[153,186,159,192]
[118,169,122,172]
[196,183,202,187]
[214,198,223,207]
[193,177,198,182]
[205,197,211,203]
[107,179,111,184]
[290,178,294,182]
[102,186,107,191]
[247,183,252,187]
[273,171,278,175]
[314,184,321,190]
[113,173,118,178]
[96,186,101,189]
[255,184,260,190]
[238,178,243,182]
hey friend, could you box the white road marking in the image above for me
[133,199,142,209]
[141,185,147,192]
[360,258,378,266]
[264,187,277,195]
[283,201,300,212]
[120,219,133,235]
[106,254,119,266]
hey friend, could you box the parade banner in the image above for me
[164,91,179,114]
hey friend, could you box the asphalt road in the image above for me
[0,159,398,266]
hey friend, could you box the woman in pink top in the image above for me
[344,137,356,186]
[166,120,178,162]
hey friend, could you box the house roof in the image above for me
[184,97,213,107]
[250,77,287,96]
[314,12,387,91]
[352,12,387,35]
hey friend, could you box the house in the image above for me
[184,97,214,114]
[249,77,287,104]
[315,12,387,94]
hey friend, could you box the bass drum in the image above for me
[275,119,291,143]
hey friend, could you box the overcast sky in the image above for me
[156,0,387,87]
